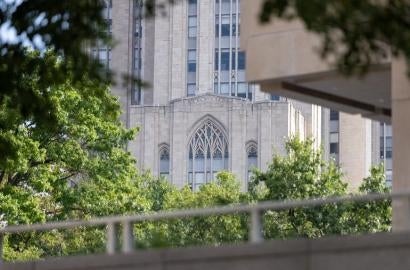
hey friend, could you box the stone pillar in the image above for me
[153,9,170,105]
[392,58,410,231]
[197,0,214,94]
[111,0,133,126]
[170,1,186,100]
[339,113,371,190]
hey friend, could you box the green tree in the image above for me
[250,137,349,238]
[0,0,172,162]
[249,136,391,239]
[0,53,152,260]
[135,171,247,249]
[0,1,110,162]
[342,165,391,234]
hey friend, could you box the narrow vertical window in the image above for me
[329,110,339,163]
[159,146,170,180]
[187,0,198,96]
[214,0,253,100]
[92,0,112,71]
[380,123,393,186]
[132,0,143,105]
[246,143,257,182]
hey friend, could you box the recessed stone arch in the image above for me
[187,116,229,191]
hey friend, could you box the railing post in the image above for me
[250,209,263,244]
[122,221,134,253]
[106,222,116,255]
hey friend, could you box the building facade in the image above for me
[100,0,392,191]
[322,109,392,189]
[100,0,322,190]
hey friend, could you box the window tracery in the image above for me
[188,119,228,191]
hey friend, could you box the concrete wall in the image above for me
[5,232,410,270]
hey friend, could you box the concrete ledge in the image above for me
[3,232,410,270]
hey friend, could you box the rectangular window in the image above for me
[330,110,339,120]
[221,0,230,14]
[187,84,196,96]
[231,51,236,68]
[99,49,107,61]
[220,51,230,70]
[188,50,196,61]
[188,27,197,37]
[221,15,230,36]
[238,83,247,94]
[330,121,339,132]
[213,157,223,171]
[188,38,196,49]
[330,142,339,154]
[188,62,196,72]
[187,72,196,84]
[195,173,205,184]
[215,51,218,70]
[220,83,229,94]
[271,95,280,101]
[187,1,197,97]
[188,0,197,15]
[238,51,245,70]
[188,16,197,26]
[330,132,339,143]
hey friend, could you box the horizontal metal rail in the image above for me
[0,191,406,259]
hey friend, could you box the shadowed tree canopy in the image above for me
[0,0,109,164]
[258,0,410,76]
[0,0,165,167]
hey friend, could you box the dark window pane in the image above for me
[238,51,245,70]
[330,110,339,120]
[188,62,196,72]
[221,24,230,36]
[232,23,237,35]
[330,143,339,154]
[215,51,218,69]
[386,149,392,158]
[221,52,229,70]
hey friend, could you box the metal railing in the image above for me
[0,191,406,260]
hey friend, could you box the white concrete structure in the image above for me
[240,0,408,228]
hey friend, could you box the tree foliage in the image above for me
[1,131,391,261]
[0,53,152,260]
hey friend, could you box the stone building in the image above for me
[96,0,322,190]
[96,0,393,191]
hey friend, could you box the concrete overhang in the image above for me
[241,0,391,123]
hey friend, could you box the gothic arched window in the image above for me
[188,119,228,191]
[246,142,257,182]
[159,145,170,180]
